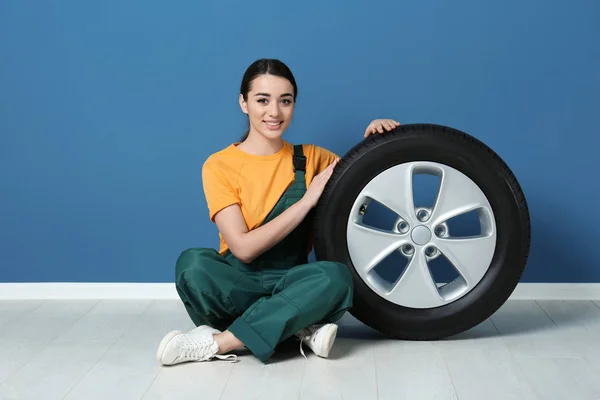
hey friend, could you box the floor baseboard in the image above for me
[2,282,600,300]
[0,283,177,300]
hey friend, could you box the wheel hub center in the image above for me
[411,225,432,245]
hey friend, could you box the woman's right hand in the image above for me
[302,158,340,208]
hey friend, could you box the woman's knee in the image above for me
[314,261,354,294]
[176,248,218,277]
[175,248,222,291]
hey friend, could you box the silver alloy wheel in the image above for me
[346,161,497,309]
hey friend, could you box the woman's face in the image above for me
[239,74,295,141]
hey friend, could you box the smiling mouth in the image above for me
[264,121,282,126]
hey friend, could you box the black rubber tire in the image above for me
[313,123,531,340]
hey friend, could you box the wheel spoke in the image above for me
[387,249,442,308]
[430,166,490,225]
[347,222,407,274]
[434,234,496,287]
[361,163,417,223]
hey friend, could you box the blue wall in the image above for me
[1,1,598,283]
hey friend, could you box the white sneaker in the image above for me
[295,323,338,359]
[189,325,221,335]
[156,325,238,365]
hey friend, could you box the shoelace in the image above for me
[299,340,307,359]
[297,325,319,359]
[214,354,239,362]
[175,334,239,363]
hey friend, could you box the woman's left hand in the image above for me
[363,118,401,138]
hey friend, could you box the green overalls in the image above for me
[175,144,354,363]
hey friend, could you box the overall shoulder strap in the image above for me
[293,144,306,172]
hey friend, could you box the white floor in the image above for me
[2,300,600,400]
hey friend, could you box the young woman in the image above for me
[157,58,400,365]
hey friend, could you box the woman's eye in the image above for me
[257,98,267,104]
[282,99,291,105]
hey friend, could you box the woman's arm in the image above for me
[215,158,339,264]
[214,198,312,264]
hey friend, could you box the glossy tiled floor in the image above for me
[2,299,600,399]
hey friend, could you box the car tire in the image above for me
[313,123,531,340]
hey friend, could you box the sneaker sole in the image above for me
[156,330,182,365]
[316,324,338,358]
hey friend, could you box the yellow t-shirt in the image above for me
[201,140,339,255]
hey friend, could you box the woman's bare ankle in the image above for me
[214,330,244,354]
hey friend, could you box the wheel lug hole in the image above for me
[435,225,445,236]
[417,210,429,222]
[425,246,436,256]
[403,244,414,255]
[397,221,409,233]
